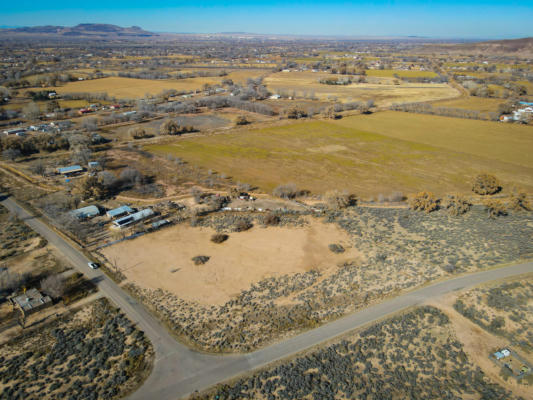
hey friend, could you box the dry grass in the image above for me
[263,71,458,105]
[334,111,533,169]
[431,96,505,112]
[146,112,533,197]
[41,76,222,98]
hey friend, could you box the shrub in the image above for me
[509,191,531,211]
[287,108,307,119]
[128,127,152,140]
[409,192,440,213]
[445,193,471,216]
[234,220,253,232]
[484,199,508,218]
[324,190,357,210]
[235,115,249,125]
[273,183,299,199]
[472,174,501,195]
[192,255,210,265]
[211,233,229,244]
[328,244,345,253]
[264,213,280,226]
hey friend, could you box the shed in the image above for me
[151,219,170,229]
[494,352,504,360]
[501,349,511,357]
[88,161,99,169]
[70,205,100,220]
[113,208,154,228]
[57,165,83,176]
[12,288,52,317]
[106,205,134,219]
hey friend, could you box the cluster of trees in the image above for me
[159,119,195,135]
[272,183,308,199]
[324,190,357,210]
[1,132,70,159]
[319,77,353,85]
[399,75,448,84]
[194,95,275,116]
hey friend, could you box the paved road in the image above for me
[2,195,532,400]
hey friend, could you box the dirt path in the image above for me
[427,294,532,399]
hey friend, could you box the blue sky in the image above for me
[1,1,532,39]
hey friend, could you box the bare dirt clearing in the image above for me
[102,218,359,305]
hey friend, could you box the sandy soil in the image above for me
[103,218,360,305]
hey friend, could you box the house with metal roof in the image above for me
[113,208,154,228]
[12,288,52,317]
[106,205,134,219]
[57,165,84,176]
[70,205,100,220]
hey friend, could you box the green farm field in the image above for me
[146,111,533,197]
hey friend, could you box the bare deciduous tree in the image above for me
[22,101,40,120]
[40,274,65,299]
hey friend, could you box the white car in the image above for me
[88,262,99,270]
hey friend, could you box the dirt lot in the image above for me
[103,218,359,305]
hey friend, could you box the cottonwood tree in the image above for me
[40,274,65,299]
[22,101,40,120]
[159,119,181,135]
[324,190,357,210]
[120,167,143,188]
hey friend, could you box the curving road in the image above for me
[2,195,532,400]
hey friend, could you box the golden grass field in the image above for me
[146,111,533,197]
[431,96,504,112]
[37,70,269,99]
[334,111,533,169]
[264,71,459,105]
[43,77,221,98]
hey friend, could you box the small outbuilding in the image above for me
[106,205,134,219]
[113,208,154,228]
[57,165,84,176]
[70,205,100,220]
[12,288,52,317]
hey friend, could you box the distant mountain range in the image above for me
[0,23,157,37]
[419,37,533,56]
